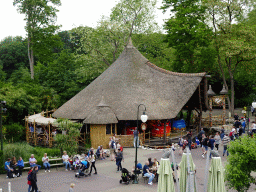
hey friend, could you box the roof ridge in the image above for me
[145,61,206,77]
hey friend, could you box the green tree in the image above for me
[226,136,256,191]
[204,0,256,115]
[0,36,29,79]
[55,119,81,154]
[161,0,215,73]
[13,0,61,79]
[72,0,158,68]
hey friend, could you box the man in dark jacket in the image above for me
[115,148,124,172]
[31,166,40,192]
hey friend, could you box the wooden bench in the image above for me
[23,158,63,171]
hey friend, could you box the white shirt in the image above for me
[62,155,69,162]
[42,156,49,163]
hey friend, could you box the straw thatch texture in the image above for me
[53,40,206,123]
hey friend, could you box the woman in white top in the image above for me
[62,151,71,171]
[42,153,50,172]
[88,150,97,176]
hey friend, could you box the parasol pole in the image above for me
[203,149,210,192]
[171,148,180,192]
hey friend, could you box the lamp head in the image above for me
[141,111,148,123]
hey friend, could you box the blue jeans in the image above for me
[223,145,229,156]
[63,161,71,169]
[28,185,32,192]
[134,136,139,148]
[209,146,214,158]
[43,162,50,170]
[116,159,122,171]
[144,173,155,184]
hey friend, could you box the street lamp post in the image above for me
[133,104,148,184]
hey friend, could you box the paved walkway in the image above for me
[0,146,253,192]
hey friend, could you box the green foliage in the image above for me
[225,136,256,191]
[3,142,61,167]
[0,150,4,173]
[5,123,26,142]
[55,119,82,155]
[132,33,175,71]
[0,36,28,79]
[162,0,215,73]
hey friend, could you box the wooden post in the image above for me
[163,121,167,144]
[149,131,150,146]
[143,130,145,145]
[199,84,203,132]
[33,120,36,146]
[48,122,51,147]
[25,117,28,143]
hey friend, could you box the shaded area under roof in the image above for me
[53,40,206,123]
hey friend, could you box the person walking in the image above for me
[27,167,33,192]
[222,134,231,156]
[88,150,97,176]
[214,132,221,150]
[31,166,40,192]
[208,135,215,158]
[109,137,116,161]
[133,127,139,148]
[115,148,124,172]
[198,128,205,147]
[202,135,209,158]
[69,183,75,192]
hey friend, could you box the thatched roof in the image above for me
[83,97,118,124]
[53,39,206,123]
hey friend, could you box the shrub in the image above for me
[55,118,81,155]
[5,123,26,142]
[3,142,61,167]
[0,150,4,174]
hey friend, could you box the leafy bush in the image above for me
[3,142,61,167]
[0,150,4,174]
[225,136,256,192]
[55,118,81,155]
[5,123,26,142]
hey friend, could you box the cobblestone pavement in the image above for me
[0,146,254,192]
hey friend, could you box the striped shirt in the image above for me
[222,136,230,146]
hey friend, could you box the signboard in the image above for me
[141,123,147,131]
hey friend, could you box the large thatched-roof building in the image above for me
[53,39,208,148]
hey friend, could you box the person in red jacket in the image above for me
[27,167,34,192]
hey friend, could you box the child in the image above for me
[74,157,80,170]
[69,183,75,192]
[27,167,34,192]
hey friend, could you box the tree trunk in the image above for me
[27,36,34,80]
[230,75,235,116]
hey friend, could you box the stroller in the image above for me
[119,168,133,184]
[75,160,90,178]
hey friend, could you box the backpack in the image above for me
[111,140,116,149]
[27,171,32,181]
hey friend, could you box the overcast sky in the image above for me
[0,0,170,41]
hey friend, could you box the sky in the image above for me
[0,0,170,41]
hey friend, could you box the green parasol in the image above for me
[178,153,196,192]
[157,158,175,192]
[207,157,226,192]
